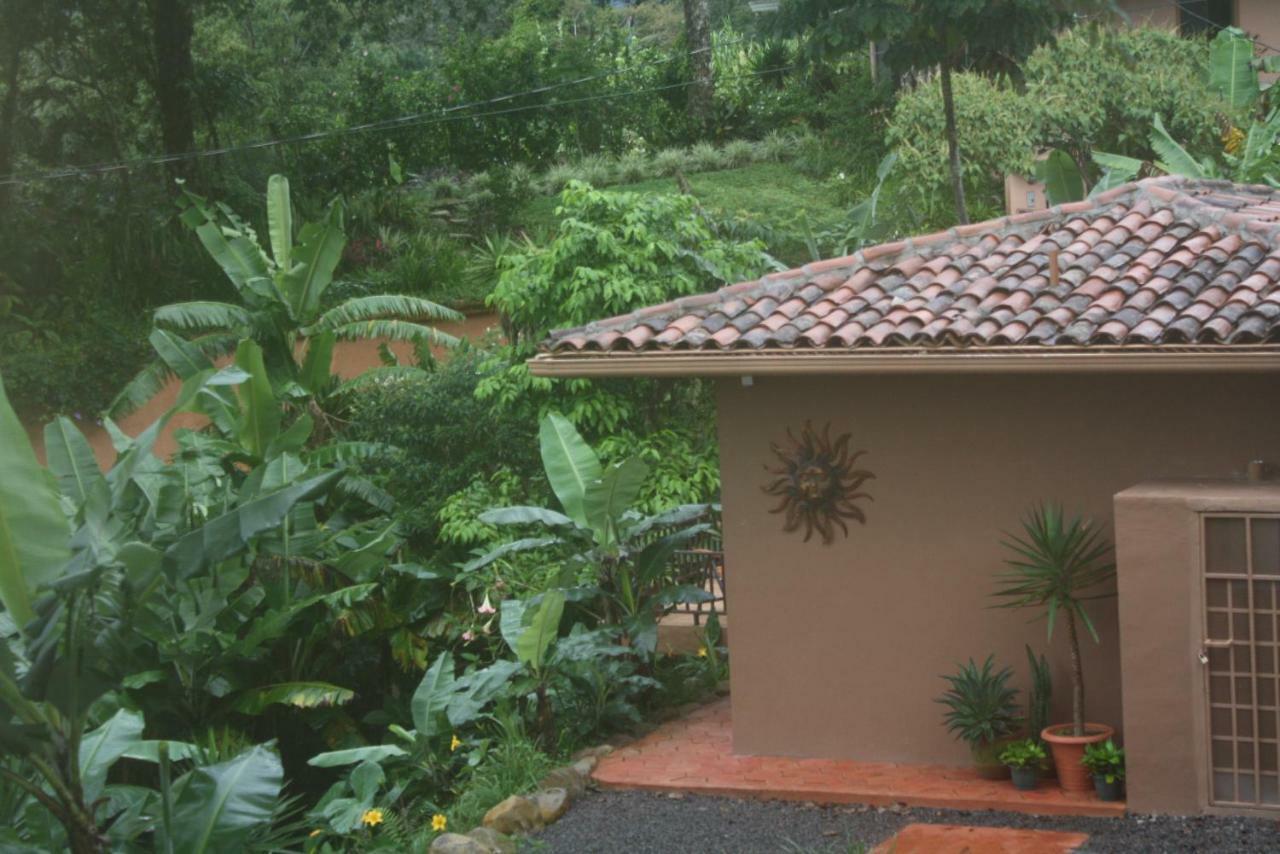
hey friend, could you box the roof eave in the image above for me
[528,347,1280,378]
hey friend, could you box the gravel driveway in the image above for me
[532,790,1280,853]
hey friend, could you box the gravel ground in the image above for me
[531,790,1280,853]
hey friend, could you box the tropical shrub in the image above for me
[344,347,542,551]
[887,72,1036,226]
[1081,739,1125,782]
[1025,25,1219,166]
[0,371,337,852]
[478,182,775,505]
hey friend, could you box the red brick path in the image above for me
[872,824,1090,853]
[594,698,1124,818]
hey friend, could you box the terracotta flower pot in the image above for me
[1041,723,1114,793]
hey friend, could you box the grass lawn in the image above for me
[519,163,853,267]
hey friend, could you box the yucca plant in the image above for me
[937,655,1021,751]
[992,504,1115,736]
[110,175,463,418]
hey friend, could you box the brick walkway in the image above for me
[871,824,1090,853]
[594,698,1124,818]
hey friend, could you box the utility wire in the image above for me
[0,37,763,187]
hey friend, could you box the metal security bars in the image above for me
[1203,514,1280,810]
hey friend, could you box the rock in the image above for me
[482,795,542,835]
[571,756,598,776]
[610,733,636,748]
[532,787,569,824]
[570,744,614,762]
[714,679,731,696]
[429,833,488,854]
[465,826,517,854]
[539,766,588,800]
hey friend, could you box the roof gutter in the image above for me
[528,347,1280,377]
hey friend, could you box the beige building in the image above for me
[1118,0,1280,45]
[532,177,1280,815]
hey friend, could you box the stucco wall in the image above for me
[1116,481,1280,816]
[716,373,1280,766]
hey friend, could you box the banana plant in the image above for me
[111,174,465,418]
[471,412,714,656]
[0,371,333,852]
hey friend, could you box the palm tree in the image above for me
[110,174,462,417]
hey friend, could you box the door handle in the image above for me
[1200,637,1234,665]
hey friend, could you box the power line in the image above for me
[0,37,764,187]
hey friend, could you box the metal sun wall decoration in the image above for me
[762,421,875,545]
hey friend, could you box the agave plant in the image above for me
[936,655,1021,750]
[110,175,463,417]
[991,504,1115,736]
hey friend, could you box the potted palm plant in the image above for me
[937,655,1021,779]
[999,739,1047,791]
[992,504,1116,793]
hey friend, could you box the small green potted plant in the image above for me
[937,655,1021,779]
[999,739,1046,791]
[1081,739,1125,801]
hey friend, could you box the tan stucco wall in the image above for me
[716,373,1280,767]
[1116,480,1280,816]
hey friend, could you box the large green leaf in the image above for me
[311,295,463,330]
[162,470,343,580]
[189,217,271,294]
[0,375,71,629]
[278,206,345,324]
[150,328,214,380]
[539,413,602,529]
[478,506,576,527]
[515,590,565,671]
[232,681,354,714]
[153,302,251,333]
[43,416,104,507]
[266,174,293,271]
[446,660,522,727]
[299,330,335,395]
[411,652,456,738]
[1209,27,1259,110]
[233,339,280,460]
[1034,149,1085,205]
[585,458,649,544]
[80,708,146,803]
[169,745,283,854]
[307,744,409,768]
[328,319,460,348]
[1089,151,1143,196]
[1150,114,1209,178]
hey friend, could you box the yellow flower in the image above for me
[361,808,384,828]
[450,734,462,752]
[697,646,708,658]
[432,813,448,832]
[309,829,323,838]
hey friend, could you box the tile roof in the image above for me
[539,178,1280,359]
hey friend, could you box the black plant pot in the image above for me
[1009,766,1038,791]
[1093,774,1124,802]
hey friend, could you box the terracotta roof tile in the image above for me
[541,178,1280,357]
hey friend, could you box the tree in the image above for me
[682,0,713,130]
[771,0,1108,224]
[149,0,197,182]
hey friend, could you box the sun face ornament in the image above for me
[762,421,874,545]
